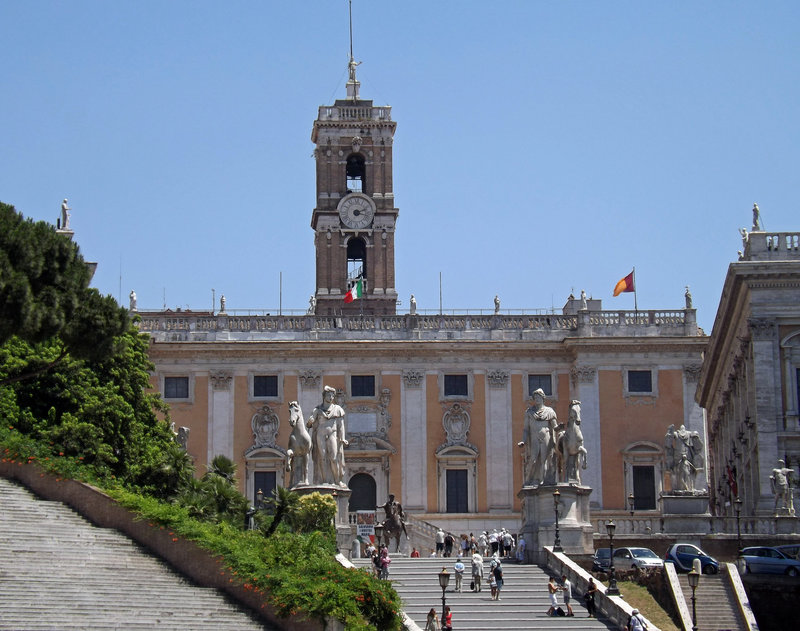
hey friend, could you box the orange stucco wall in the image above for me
[383,374,402,499]
[599,368,684,508]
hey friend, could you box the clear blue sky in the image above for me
[2,1,799,333]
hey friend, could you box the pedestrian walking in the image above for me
[441,605,453,631]
[425,607,440,631]
[547,576,560,616]
[561,574,574,616]
[454,559,465,592]
[584,578,598,617]
[471,552,483,592]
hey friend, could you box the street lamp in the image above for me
[687,567,700,631]
[553,489,563,552]
[374,523,385,548]
[734,497,743,552]
[628,493,635,516]
[438,567,450,617]
[606,520,620,596]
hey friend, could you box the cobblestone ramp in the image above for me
[353,556,618,631]
[0,477,273,631]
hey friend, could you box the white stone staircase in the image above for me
[0,477,273,630]
[353,556,617,630]
[676,572,747,631]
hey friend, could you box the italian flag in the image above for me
[344,278,363,303]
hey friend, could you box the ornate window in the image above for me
[350,374,376,398]
[244,404,286,502]
[346,236,367,282]
[435,402,478,513]
[442,373,470,399]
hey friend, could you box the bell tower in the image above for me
[310,56,398,316]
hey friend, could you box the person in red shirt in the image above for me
[410,547,421,558]
[441,605,452,630]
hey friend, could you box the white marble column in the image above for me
[401,370,427,511]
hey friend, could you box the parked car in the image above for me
[613,547,664,570]
[664,543,719,574]
[592,547,611,572]
[777,544,800,560]
[737,546,800,576]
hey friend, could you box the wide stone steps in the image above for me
[677,573,746,631]
[0,477,273,631]
[353,556,616,630]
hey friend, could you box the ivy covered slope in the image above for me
[0,201,402,630]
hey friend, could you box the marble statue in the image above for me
[555,400,587,484]
[348,57,361,83]
[60,199,71,230]
[665,424,705,492]
[684,286,692,309]
[770,460,795,516]
[129,290,137,312]
[307,385,348,486]
[752,203,761,231]
[286,401,312,487]
[494,295,500,314]
[170,422,189,450]
[409,294,416,315]
[518,388,559,486]
[308,295,316,314]
[580,290,588,311]
[220,294,226,313]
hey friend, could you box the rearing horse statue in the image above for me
[556,400,588,484]
[286,401,312,487]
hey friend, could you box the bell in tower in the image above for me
[310,56,398,316]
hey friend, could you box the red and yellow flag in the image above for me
[613,271,635,297]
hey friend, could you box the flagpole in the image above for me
[279,272,282,316]
[633,266,638,312]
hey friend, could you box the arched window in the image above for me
[349,472,377,511]
[347,236,367,281]
[346,154,366,193]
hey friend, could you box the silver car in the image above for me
[613,547,664,570]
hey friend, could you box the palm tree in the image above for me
[263,486,300,537]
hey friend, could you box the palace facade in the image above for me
[696,226,800,520]
[135,64,707,534]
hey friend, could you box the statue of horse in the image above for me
[557,400,588,484]
[379,495,408,553]
[286,401,312,487]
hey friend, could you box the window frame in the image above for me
[162,375,192,401]
[350,374,377,399]
[441,373,471,400]
[527,372,556,399]
[248,372,283,402]
[624,368,658,397]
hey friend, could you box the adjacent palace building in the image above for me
[135,63,708,535]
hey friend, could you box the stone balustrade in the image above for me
[135,309,699,342]
[744,230,800,261]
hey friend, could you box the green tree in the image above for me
[0,201,128,385]
[263,486,301,537]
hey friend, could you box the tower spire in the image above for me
[346,0,361,100]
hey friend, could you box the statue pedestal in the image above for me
[661,493,711,533]
[517,483,594,563]
[775,515,799,534]
[293,484,353,554]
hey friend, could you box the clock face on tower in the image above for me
[338,195,375,229]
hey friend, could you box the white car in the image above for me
[613,547,664,570]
